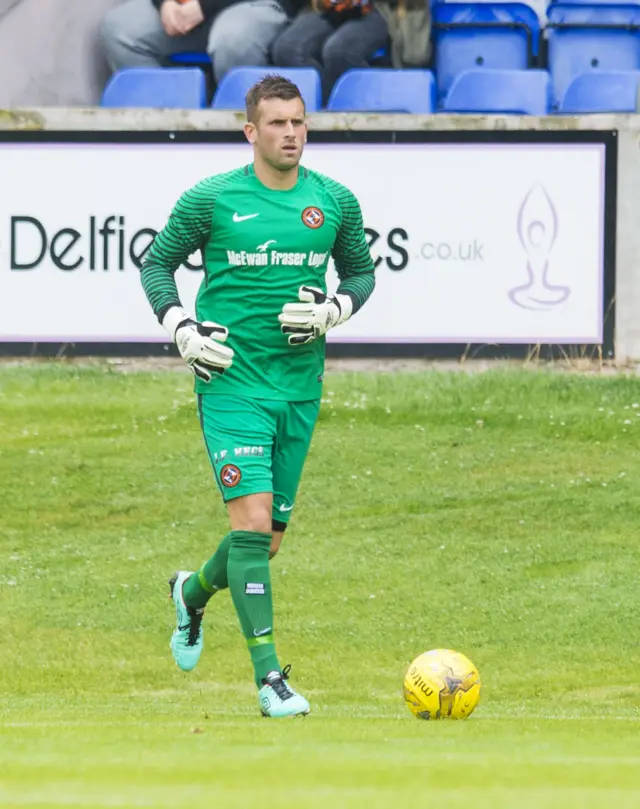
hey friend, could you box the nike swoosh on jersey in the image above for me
[233,212,260,222]
[253,627,272,637]
[278,503,294,512]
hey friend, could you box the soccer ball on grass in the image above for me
[403,648,481,720]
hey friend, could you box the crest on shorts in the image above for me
[302,206,324,229]
[220,464,242,488]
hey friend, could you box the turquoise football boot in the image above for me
[168,571,204,672]
[259,665,310,717]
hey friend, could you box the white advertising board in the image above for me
[0,138,607,344]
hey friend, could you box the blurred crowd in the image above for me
[99,0,429,104]
[1,0,633,114]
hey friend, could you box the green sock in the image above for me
[227,530,280,688]
[182,532,233,609]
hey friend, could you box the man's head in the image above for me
[244,75,307,173]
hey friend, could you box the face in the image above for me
[244,97,307,172]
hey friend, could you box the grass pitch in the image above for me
[1,363,639,808]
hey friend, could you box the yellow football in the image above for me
[403,648,481,720]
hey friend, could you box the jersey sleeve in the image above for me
[331,185,376,314]
[139,179,216,323]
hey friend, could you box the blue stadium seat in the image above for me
[101,67,206,108]
[558,69,640,110]
[369,44,391,65]
[433,2,540,100]
[549,0,640,5]
[212,67,322,111]
[433,2,542,55]
[442,68,551,113]
[327,69,436,113]
[546,4,640,107]
[168,51,211,66]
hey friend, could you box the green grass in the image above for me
[1,363,640,808]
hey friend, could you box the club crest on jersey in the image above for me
[301,206,324,229]
[220,464,242,488]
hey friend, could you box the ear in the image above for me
[244,122,256,144]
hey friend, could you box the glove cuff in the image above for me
[161,306,192,341]
[334,293,353,327]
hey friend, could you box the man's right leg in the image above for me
[207,0,288,83]
[169,512,274,671]
[169,393,274,672]
[99,0,209,72]
[321,10,389,103]
[270,10,333,72]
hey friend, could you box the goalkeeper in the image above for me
[140,74,375,718]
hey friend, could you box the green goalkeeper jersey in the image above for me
[140,163,375,401]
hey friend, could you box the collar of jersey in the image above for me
[246,163,305,194]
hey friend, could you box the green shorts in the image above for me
[197,394,321,525]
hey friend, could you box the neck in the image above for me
[253,154,299,190]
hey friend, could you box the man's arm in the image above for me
[331,185,376,314]
[140,181,214,323]
[140,180,234,380]
[278,184,375,345]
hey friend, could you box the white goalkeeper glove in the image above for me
[278,285,353,346]
[162,306,234,382]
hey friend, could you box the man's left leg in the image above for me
[321,10,389,103]
[271,398,321,533]
[207,0,289,83]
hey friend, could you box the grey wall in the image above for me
[0,0,124,107]
[0,0,22,19]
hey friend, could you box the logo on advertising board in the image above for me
[509,185,571,311]
[365,185,573,316]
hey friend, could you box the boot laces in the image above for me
[185,607,204,647]
[265,664,294,702]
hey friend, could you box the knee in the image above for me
[212,39,254,81]
[271,27,298,66]
[245,516,273,535]
[322,35,350,70]
[212,23,279,80]
[99,4,130,54]
[234,509,272,535]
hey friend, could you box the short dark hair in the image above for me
[245,75,305,123]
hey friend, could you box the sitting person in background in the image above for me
[100,0,299,85]
[271,0,389,105]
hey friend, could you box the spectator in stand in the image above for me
[100,0,305,84]
[271,0,388,104]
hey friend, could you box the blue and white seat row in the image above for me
[101,64,640,115]
[101,0,640,115]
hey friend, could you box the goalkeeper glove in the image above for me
[162,306,234,382]
[278,286,353,346]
